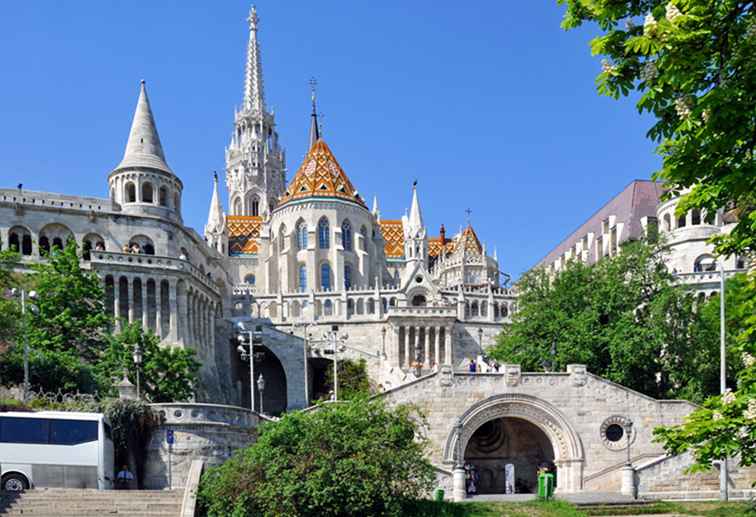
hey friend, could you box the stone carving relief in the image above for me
[567,364,588,387]
[503,364,521,387]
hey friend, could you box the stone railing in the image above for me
[151,402,257,429]
[387,306,457,317]
[674,269,740,286]
[0,188,116,213]
[91,251,219,294]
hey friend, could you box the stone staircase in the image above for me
[0,488,183,516]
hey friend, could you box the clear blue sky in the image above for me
[0,1,659,278]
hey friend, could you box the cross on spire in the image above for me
[308,77,321,148]
[465,208,472,225]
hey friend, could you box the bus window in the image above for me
[0,417,49,444]
[50,420,98,445]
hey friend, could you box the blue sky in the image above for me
[0,1,659,278]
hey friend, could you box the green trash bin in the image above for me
[434,488,445,502]
[537,473,546,499]
[543,473,555,499]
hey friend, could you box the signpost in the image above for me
[166,429,174,489]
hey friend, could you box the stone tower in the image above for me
[225,6,286,217]
[402,183,428,266]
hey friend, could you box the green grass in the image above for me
[403,499,755,517]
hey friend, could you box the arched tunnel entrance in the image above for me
[237,345,288,416]
[463,417,555,494]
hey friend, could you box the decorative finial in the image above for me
[248,5,258,31]
[140,79,146,85]
[413,179,418,188]
[465,208,473,226]
[309,77,318,114]
[213,170,218,182]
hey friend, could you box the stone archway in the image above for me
[443,394,584,493]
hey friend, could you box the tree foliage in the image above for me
[321,358,373,401]
[198,398,435,517]
[490,240,739,402]
[0,249,21,347]
[96,323,200,403]
[558,0,755,257]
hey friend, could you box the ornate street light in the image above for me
[133,342,144,399]
[9,288,38,402]
[237,322,263,412]
[624,420,634,467]
[257,374,265,415]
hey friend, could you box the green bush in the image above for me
[198,398,435,517]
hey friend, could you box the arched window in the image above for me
[244,274,256,285]
[142,182,154,203]
[318,218,330,249]
[694,254,717,272]
[677,213,687,228]
[159,186,168,207]
[320,263,332,291]
[324,299,333,316]
[39,236,50,256]
[125,182,136,203]
[691,209,701,225]
[233,197,242,215]
[296,220,308,250]
[344,264,353,290]
[663,214,671,232]
[704,210,716,225]
[250,195,260,217]
[298,264,307,293]
[341,220,353,251]
[411,294,426,307]
[736,256,746,269]
[52,237,64,251]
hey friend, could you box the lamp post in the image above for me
[624,420,634,467]
[257,374,265,415]
[381,327,387,360]
[477,327,483,357]
[237,322,263,412]
[308,327,348,401]
[133,342,143,399]
[290,323,315,407]
[10,288,37,402]
[719,259,729,502]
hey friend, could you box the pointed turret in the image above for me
[407,182,424,236]
[114,80,173,175]
[401,182,427,264]
[205,172,228,254]
[243,6,265,113]
[372,195,380,221]
[308,80,320,150]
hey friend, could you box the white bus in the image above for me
[0,411,114,491]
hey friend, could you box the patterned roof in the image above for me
[278,139,366,208]
[458,224,483,255]
[227,215,262,255]
[428,236,454,257]
[379,220,404,258]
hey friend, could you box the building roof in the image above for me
[534,179,662,269]
[227,215,262,255]
[379,219,404,258]
[113,80,173,175]
[277,139,366,209]
[457,224,483,255]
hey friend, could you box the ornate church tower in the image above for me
[402,183,428,266]
[225,6,286,217]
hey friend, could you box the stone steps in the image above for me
[0,489,182,517]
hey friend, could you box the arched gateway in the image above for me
[443,394,584,493]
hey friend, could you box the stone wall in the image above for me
[144,403,257,489]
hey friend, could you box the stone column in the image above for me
[434,326,441,369]
[127,277,134,324]
[168,279,178,344]
[445,326,452,366]
[393,326,401,367]
[620,466,635,498]
[424,327,431,369]
[155,280,162,339]
[452,467,466,501]
[141,277,148,329]
[186,292,193,346]
[114,277,122,331]
[209,303,216,350]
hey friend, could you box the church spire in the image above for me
[114,80,172,175]
[308,78,320,149]
[243,5,265,112]
[407,181,424,235]
[205,172,227,254]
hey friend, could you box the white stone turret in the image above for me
[401,183,427,265]
[108,80,183,223]
[225,5,286,217]
[372,195,380,221]
[205,172,227,254]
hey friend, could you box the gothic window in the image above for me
[159,186,168,207]
[694,254,716,272]
[10,227,33,256]
[296,220,308,250]
[704,210,716,225]
[342,220,353,251]
[318,218,330,249]
[663,213,671,232]
[677,213,687,228]
[244,274,256,285]
[250,195,260,217]
[125,182,136,203]
[691,209,701,225]
[324,299,333,316]
[233,197,242,215]
[344,264,353,290]
[320,262,332,291]
[39,236,50,256]
[298,264,307,293]
[142,182,154,203]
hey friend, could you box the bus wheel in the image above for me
[1,473,29,492]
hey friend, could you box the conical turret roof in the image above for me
[458,224,483,255]
[277,139,365,208]
[114,80,173,175]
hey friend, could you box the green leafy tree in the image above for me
[490,240,731,401]
[558,0,755,257]
[198,398,435,517]
[321,358,373,401]
[96,323,200,402]
[0,249,20,345]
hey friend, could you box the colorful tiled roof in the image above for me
[458,224,483,255]
[428,236,454,257]
[278,139,366,208]
[227,215,262,255]
[380,220,404,258]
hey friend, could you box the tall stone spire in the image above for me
[372,195,380,221]
[243,5,265,113]
[402,181,427,264]
[114,80,172,175]
[225,6,286,216]
[407,181,424,235]
[205,172,227,254]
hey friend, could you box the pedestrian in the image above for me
[468,359,476,373]
[116,464,134,489]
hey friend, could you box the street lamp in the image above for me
[133,342,143,399]
[290,323,315,407]
[719,259,729,502]
[624,420,634,467]
[10,288,37,402]
[257,374,265,415]
[237,322,263,412]
[477,327,483,356]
